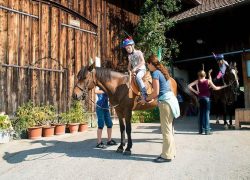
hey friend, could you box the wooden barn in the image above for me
[0,0,143,114]
[170,0,250,108]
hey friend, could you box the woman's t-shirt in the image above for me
[151,70,171,97]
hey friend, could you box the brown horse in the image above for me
[72,63,178,155]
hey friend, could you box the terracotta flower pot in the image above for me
[68,123,79,133]
[28,126,42,139]
[53,124,66,135]
[42,126,55,137]
[78,123,88,132]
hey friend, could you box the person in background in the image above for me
[140,54,180,163]
[188,70,228,135]
[210,53,229,85]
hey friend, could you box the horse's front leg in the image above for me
[116,114,125,153]
[124,112,132,155]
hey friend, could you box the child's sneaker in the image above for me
[96,142,106,149]
[107,139,117,146]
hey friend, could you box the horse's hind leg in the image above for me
[116,114,125,153]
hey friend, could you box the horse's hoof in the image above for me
[116,148,123,153]
[224,124,229,130]
[123,150,131,156]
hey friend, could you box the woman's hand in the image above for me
[139,98,154,104]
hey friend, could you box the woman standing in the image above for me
[188,70,228,135]
[141,55,180,163]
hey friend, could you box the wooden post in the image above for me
[242,52,250,108]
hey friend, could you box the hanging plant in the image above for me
[135,0,181,64]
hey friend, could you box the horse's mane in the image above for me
[95,67,112,82]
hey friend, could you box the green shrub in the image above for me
[0,114,13,131]
[132,108,160,123]
[60,101,88,124]
[13,101,56,139]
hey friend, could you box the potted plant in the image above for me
[0,113,13,143]
[60,101,87,133]
[40,105,57,137]
[14,102,41,139]
[52,116,67,135]
[78,112,89,132]
[14,102,56,139]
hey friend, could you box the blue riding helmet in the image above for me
[122,38,135,48]
[214,54,224,61]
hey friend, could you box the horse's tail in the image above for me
[175,78,199,108]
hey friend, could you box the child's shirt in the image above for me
[218,60,228,78]
[128,50,146,71]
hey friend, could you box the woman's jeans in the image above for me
[199,97,211,133]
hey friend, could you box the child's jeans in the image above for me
[135,69,147,98]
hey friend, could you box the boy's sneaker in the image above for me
[107,139,117,146]
[96,142,106,149]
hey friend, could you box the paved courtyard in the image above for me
[1,116,250,180]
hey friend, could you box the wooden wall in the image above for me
[0,0,141,114]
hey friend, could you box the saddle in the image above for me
[130,71,153,96]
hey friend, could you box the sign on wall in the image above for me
[247,60,250,78]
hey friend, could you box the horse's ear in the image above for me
[234,62,237,67]
[88,62,96,72]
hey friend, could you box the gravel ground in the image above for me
[1,116,250,180]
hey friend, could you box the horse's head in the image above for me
[73,63,96,100]
[224,62,240,103]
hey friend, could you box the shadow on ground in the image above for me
[2,136,162,164]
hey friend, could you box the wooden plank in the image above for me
[51,6,59,107]
[59,0,67,112]
[235,108,241,129]
[19,0,30,106]
[0,0,8,112]
[40,3,49,105]
[79,0,84,68]
[67,12,74,109]
[7,0,19,114]
[18,0,24,108]
[244,109,250,122]
[30,1,39,104]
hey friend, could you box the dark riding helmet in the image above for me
[213,54,224,61]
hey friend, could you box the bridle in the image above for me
[224,66,239,104]
[74,70,120,110]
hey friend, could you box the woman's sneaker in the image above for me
[107,139,117,146]
[96,142,106,149]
